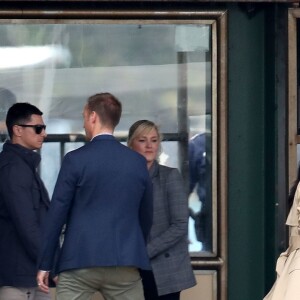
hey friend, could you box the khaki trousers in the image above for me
[56,266,144,300]
[0,286,51,300]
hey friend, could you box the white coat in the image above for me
[263,182,300,300]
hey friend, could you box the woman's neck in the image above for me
[147,161,154,170]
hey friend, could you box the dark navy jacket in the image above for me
[38,135,153,274]
[0,141,50,287]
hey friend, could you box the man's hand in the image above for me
[36,270,50,293]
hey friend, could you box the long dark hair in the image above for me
[288,165,300,210]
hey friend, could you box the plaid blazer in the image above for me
[147,161,196,296]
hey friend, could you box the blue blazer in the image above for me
[38,135,153,273]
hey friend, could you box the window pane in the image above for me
[0,21,212,254]
[0,23,210,133]
[40,143,61,197]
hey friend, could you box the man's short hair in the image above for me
[6,102,43,139]
[87,93,122,128]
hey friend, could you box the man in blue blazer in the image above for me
[37,93,153,300]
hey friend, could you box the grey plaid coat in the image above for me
[147,161,196,296]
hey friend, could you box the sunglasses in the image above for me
[17,124,47,134]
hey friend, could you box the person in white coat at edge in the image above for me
[264,167,300,300]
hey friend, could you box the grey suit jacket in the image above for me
[147,161,196,295]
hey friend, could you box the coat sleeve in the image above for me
[2,162,41,261]
[38,153,78,271]
[147,168,189,259]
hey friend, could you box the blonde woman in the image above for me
[128,120,196,300]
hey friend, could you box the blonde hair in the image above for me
[127,120,162,150]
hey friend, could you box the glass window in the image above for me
[0,20,214,255]
[0,10,228,300]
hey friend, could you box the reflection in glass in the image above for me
[189,131,212,252]
[0,21,212,253]
[40,143,61,197]
[40,142,85,197]
[0,88,17,141]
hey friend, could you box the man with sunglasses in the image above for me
[0,102,51,300]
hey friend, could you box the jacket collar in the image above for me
[149,160,159,179]
[91,134,116,142]
[3,141,41,170]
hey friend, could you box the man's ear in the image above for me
[12,125,22,137]
[90,111,98,124]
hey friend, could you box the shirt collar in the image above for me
[91,133,113,141]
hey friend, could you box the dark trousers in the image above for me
[140,270,180,300]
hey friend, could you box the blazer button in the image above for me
[164,253,170,258]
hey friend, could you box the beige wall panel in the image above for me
[181,271,217,300]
